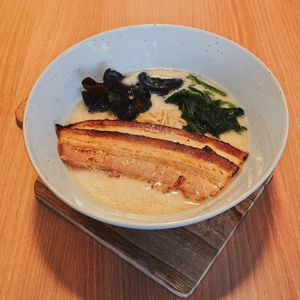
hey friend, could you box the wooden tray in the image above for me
[17,100,271,298]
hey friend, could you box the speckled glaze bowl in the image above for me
[24,25,289,229]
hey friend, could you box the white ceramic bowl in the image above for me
[24,24,289,229]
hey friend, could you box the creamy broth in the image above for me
[66,68,249,215]
[69,169,200,215]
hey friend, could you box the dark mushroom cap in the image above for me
[138,72,183,96]
[81,69,152,119]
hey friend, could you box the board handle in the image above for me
[15,97,28,129]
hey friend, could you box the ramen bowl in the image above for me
[24,24,289,229]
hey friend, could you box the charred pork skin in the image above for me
[56,125,239,201]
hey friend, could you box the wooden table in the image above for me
[1,1,299,299]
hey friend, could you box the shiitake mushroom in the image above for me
[81,68,182,120]
[110,85,152,120]
[81,77,110,112]
[103,69,124,90]
[137,72,183,96]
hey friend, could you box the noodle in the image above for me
[137,107,187,128]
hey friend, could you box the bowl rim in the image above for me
[23,24,289,229]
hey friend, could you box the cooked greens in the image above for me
[165,88,246,138]
[187,74,227,97]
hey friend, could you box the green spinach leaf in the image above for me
[187,74,227,97]
[165,89,246,138]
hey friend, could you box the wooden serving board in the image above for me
[17,99,272,298]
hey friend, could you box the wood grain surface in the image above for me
[1,1,299,299]
[33,176,269,298]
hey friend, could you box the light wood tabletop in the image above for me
[1,0,299,299]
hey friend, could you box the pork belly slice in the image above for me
[67,119,248,166]
[56,125,239,202]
